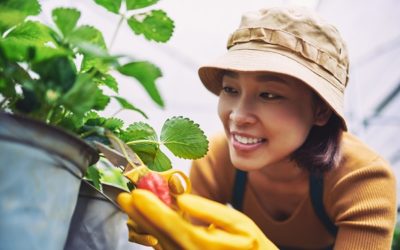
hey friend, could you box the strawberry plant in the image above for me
[0,0,209,190]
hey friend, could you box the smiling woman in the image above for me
[116,5,397,250]
[218,71,337,173]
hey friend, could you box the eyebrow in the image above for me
[223,71,290,84]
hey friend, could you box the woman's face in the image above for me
[218,71,327,171]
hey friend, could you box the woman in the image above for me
[118,6,397,250]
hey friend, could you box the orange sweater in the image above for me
[190,132,397,249]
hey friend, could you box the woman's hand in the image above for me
[117,189,278,250]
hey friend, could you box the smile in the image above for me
[233,134,265,145]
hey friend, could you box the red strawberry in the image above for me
[136,172,172,206]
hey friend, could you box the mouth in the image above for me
[231,132,266,152]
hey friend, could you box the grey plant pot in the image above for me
[64,180,142,250]
[0,112,98,250]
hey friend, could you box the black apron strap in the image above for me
[231,169,248,211]
[309,173,338,237]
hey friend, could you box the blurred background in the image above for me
[36,0,399,249]
[39,0,400,196]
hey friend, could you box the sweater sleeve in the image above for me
[327,157,397,250]
[189,133,235,204]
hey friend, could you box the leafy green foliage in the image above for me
[118,61,164,107]
[52,8,81,37]
[161,116,209,159]
[0,0,209,193]
[126,0,159,10]
[128,10,174,42]
[93,0,122,14]
[86,165,102,191]
[121,117,209,171]
[1,21,67,62]
[0,0,41,35]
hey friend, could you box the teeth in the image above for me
[234,135,263,144]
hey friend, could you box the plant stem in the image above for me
[110,108,123,118]
[126,139,160,146]
[109,15,125,51]
[80,128,99,138]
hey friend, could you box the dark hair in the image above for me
[291,110,344,173]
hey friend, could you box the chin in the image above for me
[230,154,265,171]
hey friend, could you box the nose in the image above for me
[229,106,257,126]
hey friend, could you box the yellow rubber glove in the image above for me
[122,174,185,249]
[117,189,278,250]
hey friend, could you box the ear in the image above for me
[314,102,332,126]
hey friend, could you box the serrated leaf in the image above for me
[2,21,67,62]
[93,0,122,14]
[80,54,112,73]
[83,111,101,124]
[68,25,107,49]
[140,149,171,171]
[127,10,174,43]
[52,8,80,37]
[126,0,159,10]
[0,0,41,34]
[85,165,102,191]
[122,122,158,165]
[112,96,148,118]
[104,117,124,131]
[92,88,110,111]
[118,61,164,107]
[160,116,209,159]
[94,73,118,92]
[123,122,158,143]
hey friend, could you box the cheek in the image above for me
[217,97,229,123]
[266,105,314,142]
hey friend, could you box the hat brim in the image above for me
[198,49,347,130]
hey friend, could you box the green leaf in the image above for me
[118,61,164,107]
[93,88,110,111]
[94,73,118,92]
[112,96,148,118]
[121,122,172,171]
[52,8,81,37]
[126,0,159,10]
[160,116,209,159]
[122,122,158,158]
[1,21,67,62]
[85,165,102,191]
[140,148,171,171]
[127,10,174,43]
[81,54,110,73]
[31,56,77,93]
[123,122,158,144]
[104,117,124,131]
[60,73,98,115]
[93,0,122,14]
[98,162,129,191]
[68,25,107,49]
[0,0,41,34]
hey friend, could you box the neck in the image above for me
[258,159,308,183]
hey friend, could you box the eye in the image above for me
[259,92,280,100]
[222,86,238,95]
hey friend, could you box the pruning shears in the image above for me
[94,137,191,196]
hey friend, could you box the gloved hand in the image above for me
[121,174,186,249]
[117,189,278,250]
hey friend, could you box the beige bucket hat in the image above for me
[198,6,350,130]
